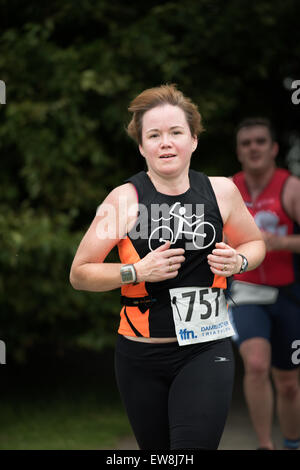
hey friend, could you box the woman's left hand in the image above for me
[207,242,242,277]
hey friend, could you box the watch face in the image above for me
[122,269,133,282]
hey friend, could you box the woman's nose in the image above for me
[160,134,172,147]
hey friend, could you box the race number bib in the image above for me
[169,286,235,346]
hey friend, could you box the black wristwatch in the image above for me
[238,254,248,274]
[120,264,138,284]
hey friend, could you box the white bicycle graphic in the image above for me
[148,202,216,251]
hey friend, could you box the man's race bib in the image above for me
[169,286,235,346]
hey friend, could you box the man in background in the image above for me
[231,118,300,450]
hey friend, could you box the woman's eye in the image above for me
[149,134,159,138]
[171,130,182,135]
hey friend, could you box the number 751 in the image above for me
[182,288,221,321]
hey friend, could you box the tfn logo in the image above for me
[0,340,6,364]
[291,80,300,105]
[0,80,6,104]
[179,329,197,341]
[291,340,300,365]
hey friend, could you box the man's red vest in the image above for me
[233,168,295,286]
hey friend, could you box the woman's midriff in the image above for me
[123,335,177,344]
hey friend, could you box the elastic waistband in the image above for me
[121,295,157,306]
[115,334,226,360]
[121,287,224,307]
[116,333,179,349]
[115,334,181,360]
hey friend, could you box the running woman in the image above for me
[70,85,265,450]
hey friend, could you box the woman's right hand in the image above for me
[134,241,185,283]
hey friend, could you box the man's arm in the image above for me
[265,175,300,253]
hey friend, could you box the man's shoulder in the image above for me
[281,171,300,222]
[230,171,244,184]
[283,172,300,196]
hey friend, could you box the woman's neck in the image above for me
[147,169,190,195]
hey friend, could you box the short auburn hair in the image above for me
[127,84,204,145]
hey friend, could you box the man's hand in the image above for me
[262,232,285,251]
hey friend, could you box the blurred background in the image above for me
[0,0,299,449]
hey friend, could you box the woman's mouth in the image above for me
[159,154,177,159]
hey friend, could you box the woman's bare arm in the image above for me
[69,184,138,291]
[208,177,266,276]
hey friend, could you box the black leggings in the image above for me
[114,335,235,450]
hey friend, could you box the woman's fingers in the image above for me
[208,256,234,265]
[136,245,185,282]
[207,242,238,276]
[162,249,185,274]
[163,247,185,258]
[167,255,185,265]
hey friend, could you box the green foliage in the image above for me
[0,0,299,361]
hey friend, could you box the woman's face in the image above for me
[139,104,198,177]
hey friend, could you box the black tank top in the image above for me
[117,169,226,337]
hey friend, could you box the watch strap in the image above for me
[238,254,248,274]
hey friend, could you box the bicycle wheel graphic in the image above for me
[193,222,216,249]
[148,226,174,251]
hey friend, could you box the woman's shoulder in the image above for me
[209,176,238,199]
[95,183,138,220]
[104,182,138,206]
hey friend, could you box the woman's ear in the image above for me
[139,144,145,158]
[192,136,198,153]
